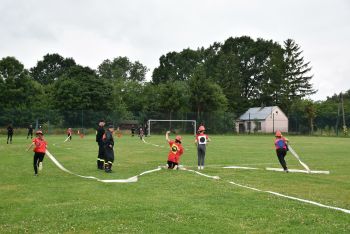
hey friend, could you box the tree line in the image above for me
[0,36,348,134]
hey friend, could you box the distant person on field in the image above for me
[103,125,115,173]
[7,124,14,144]
[67,128,73,141]
[274,130,289,173]
[27,124,34,139]
[195,125,211,170]
[96,120,106,170]
[165,131,184,169]
[131,125,135,137]
[138,126,144,140]
[26,130,47,176]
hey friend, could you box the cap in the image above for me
[198,126,205,132]
[36,130,43,135]
[175,135,182,142]
[275,130,282,137]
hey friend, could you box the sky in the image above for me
[0,0,349,100]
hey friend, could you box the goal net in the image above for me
[147,119,197,136]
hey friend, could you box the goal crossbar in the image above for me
[147,119,197,136]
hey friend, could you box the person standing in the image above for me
[138,126,144,140]
[165,131,184,169]
[7,124,13,144]
[103,125,115,173]
[66,128,73,141]
[96,120,106,170]
[27,124,34,139]
[195,125,211,170]
[274,130,289,172]
[131,125,135,137]
[26,130,47,176]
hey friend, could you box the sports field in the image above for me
[1,134,349,233]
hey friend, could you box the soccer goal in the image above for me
[147,119,197,136]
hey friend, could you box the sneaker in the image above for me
[198,166,201,170]
[34,174,38,176]
[284,169,289,173]
[39,162,43,171]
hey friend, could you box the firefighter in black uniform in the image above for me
[103,125,115,173]
[96,120,106,170]
[27,124,34,139]
[7,124,14,144]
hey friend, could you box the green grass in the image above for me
[0,134,349,233]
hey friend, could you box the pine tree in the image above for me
[282,39,316,111]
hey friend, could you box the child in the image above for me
[274,130,289,172]
[103,125,115,173]
[165,131,184,169]
[26,130,47,176]
[195,126,211,170]
[67,128,73,141]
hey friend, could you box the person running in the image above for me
[27,124,33,139]
[7,124,13,144]
[26,130,47,176]
[195,125,211,170]
[274,130,289,172]
[66,128,73,141]
[165,131,184,169]
[103,125,115,173]
[96,120,106,170]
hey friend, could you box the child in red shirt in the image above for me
[26,130,47,176]
[165,131,184,169]
[195,125,211,170]
[67,128,73,141]
[274,130,289,172]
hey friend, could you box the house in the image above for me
[235,106,288,133]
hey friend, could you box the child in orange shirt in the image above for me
[165,131,184,169]
[26,130,47,176]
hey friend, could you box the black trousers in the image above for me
[97,142,105,169]
[104,146,114,164]
[33,152,45,174]
[27,131,33,139]
[167,160,178,169]
[276,149,287,170]
[7,133,13,143]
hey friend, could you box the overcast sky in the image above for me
[1,0,349,100]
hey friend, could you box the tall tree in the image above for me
[98,57,148,82]
[282,39,316,112]
[189,65,227,119]
[30,53,76,85]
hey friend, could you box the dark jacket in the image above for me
[104,131,114,148]
[96,126,105,143]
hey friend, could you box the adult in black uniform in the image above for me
[96,120,105,170]
[27,124,34,139]
[7,124,13,144]
[104,125,115,173]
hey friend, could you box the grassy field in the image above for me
[0,134,349,233]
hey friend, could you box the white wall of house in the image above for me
[235,106,288,133]
[265,107,288,133]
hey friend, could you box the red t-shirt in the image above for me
[196,133,208,145]
[67,129,72,135]
[33,137,47,153]
[168,140,184,163]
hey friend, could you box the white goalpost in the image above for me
[147,119,197,136]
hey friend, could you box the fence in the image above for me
[0,109,349,136]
